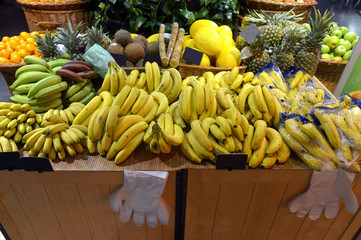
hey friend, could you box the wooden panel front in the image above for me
[0,171,176,240]
[185,169,361,240]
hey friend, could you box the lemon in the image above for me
[147,33,159,42]
[194,26,222,58]
[218,25,233,39]
[220,35,235,49]
[216,47,241,67]
[190,19,218,38]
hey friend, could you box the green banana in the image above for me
[30,98,63,113]
[27,75,62,98]
[79,91,95,105]
[23,55,50,69]
[15,64,52,79]
[67,82,93,103]
[33,81,68,99]
[10,94,30,104]
[63,80,88,100]
[14,83,36,94]
[10,72,54,90]
[29,92,62,105]
[48,58,70,69]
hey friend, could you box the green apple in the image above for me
[322,53,331,59]
[334,56,343,61]
[352,38,359,48]
[321,44,330,54]
[332,29,343,39]
[327,36,340,49]
[341,40,352,51]
[344,32,358,43]
[343,50,352,60]
[339,26,349,36]
[329,53,335,59]
[334,45,347,56]
[323,35,331,45]
[339,39,345,45]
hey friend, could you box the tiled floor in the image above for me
[1,0,361,103]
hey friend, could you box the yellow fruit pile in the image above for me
[182,19,241,68]
[0,32,41,64]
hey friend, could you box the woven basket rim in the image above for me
[319,58,348,65]
[179,64,247,71]
[0,62,26,68]
[17,0,91,7]
[245,0,318,7]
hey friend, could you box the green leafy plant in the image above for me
[91,0,240,37]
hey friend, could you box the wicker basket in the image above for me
[16,0,91,32]
[178,64,247,78]
[242,0,318,11]
[0,63,26,95]
[315,59,347,93]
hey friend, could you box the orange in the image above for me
[0,57,10,64]
[18,49,28,58]
[20,32,30,41]
[15,45,21,51]
[30,31,40,38]
[0,49,10,59]
[8,40,19,50]
[6,46,13,55]
[0,42,5,50]
[25,44,35,54]
[19,42,27,49]
[19,39,26,45]
[2,36,10,43]
[26,37,35,44]
[11,36,20,42]
[10,52,21,63]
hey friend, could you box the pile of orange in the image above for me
[23,0,73,2]
[0,31,42,64]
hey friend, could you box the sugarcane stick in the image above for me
[159,24,167,67]
[164,22,179,66]
[170,28,185,68]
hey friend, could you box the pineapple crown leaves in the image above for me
[55,20,85,54]
[305,8,334,51]
[33,30,58,58]
[249,34,267,56]
[86,25,108,47]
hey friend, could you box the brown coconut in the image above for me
[135,58,144,67]
[132,39,145,48]
[107,43,124,55]
[125,42,145,63]
[114,29,132,47]
[126,60,134,67]
[132,34,148,47]
[145,41,159,55]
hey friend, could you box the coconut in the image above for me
[125,42,145,63]
[114,29,132,47]
[132,34,148,47]
[135,58,144,67]
[107,43,124,55]
[145,41,159,55]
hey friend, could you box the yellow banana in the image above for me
[145,61,154,92]
[187,131,215,162]
[127,69,139,87]
[0,136,11,152]
[9,139,18,152]
[289,70,304,89]
[33,133,47,153]
[249,137,267,168]
[136,95,155,117]
[261,155,277,169]
[219,136,236,153]
[181,133,202,163]
[110,65,119,96]
[93,107,111,141]
[166,68,182,103]
[73,96,102,125]
[284,118,311,144]
[230,74,244,90]
[265,127,282,155]
[201,117,216,136]
[112,84,132,107]
[251,120,267,150]
[279,126,304,152]
[276,142,291,164]
[99,91,113,108]
[216,87,230,109]
[131,89,149,114]
[191,120,212,151]
[179,86,193,121]
[136,72,147,89]
[248,92,262,120]
[113,115,145,140]
[118,86,140,115]
[210,124,226,142]
[43,123,68,136]
[190,78,205,115]
[150,91,169,116]
[114,131,145,165]
[208,134,230,154]
[269,71,287,93]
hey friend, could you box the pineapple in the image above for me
[34,30,59,61]
[86,26,110,49]
[246,35,271,73]
[56,20,85,61]
[273,25,304,72]
[294,9,333,76]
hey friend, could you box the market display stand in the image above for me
[0,77,360,240]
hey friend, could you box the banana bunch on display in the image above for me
[257,70,288,94]
[42,102,85,125]
[72,91,113,126]
[56,61,98,83]
[285,70,311,100]
[143,112,184,154]
[177,78,217,124]
[235,83,284,127]
[62,80,96,106]
[10,56,69,113]
[0,102,41,143]
[23,122,87,162]
[97,61,127,96]
[0,136,18,152]
[87,113,148,165]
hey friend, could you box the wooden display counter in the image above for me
[0,77,360,240]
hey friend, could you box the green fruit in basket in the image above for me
[332,29,343,39]
[341,40,352,51]
[334,45,346,56]
[327,36,340,49]
[322,53,331,59]
[333,56,343,61]
[339,26,349,36]
[344,32,358,43]
[343,50,352,60]
[339,38,345,45]
[352,38,358,48]
[321,44,330,54]
[323,35,330,45]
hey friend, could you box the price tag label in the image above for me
[111,53,127,67]
[240,24,262,44]
[143,52,162,66]
[215,154,247,171]
[19,157,53,173]
[182,47,203,65]
[0,152,22,171]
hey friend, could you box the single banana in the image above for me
[209,124,226,142]
[230,74,244,90]
[119,87,140,116]
[284,118,312,144]
[179,86,192,121]
[203,71,216,89]
[110,65,119,96]
[289,70,304,89]
[201,117,216,136]
[190,78,205,115]
[143,100,159,123]
[33,81,68,99]
[86,136,97,154]
[276,142,291,164]
[251,120,267,150]
[112,85,132,107]
[187,131,215,162]
[249,137,267,168]
[237,84,254,114]
[279,126,304,152]
[216,87,230,109]
[97,66,111,94]
[295,152,322,170]
[73,96,102,125]
[136,72,147,89]
[265,127,282,155]
[127,69,139,87]
[145,61,154,93]
[219,136,236,153]
[149,134,161,154]
[248,92,263,120]
[191,120,212,151]
[113,115,145,140]
[114,131,145,165]
[43,123,68,136]
[269,71,287,93]
[93,107,111,141]
[181,133,202,163]
[136,95,155,118]
[150,91,169,116]
[0,136,11,152]
[261,155,277,169]
[166,68,182,103]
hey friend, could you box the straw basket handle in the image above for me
[36,21,62,30]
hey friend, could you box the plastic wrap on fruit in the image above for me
[83,43,115,79]
[278,113,335,170]
[255,60,289,94]
[283,67,312,91]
